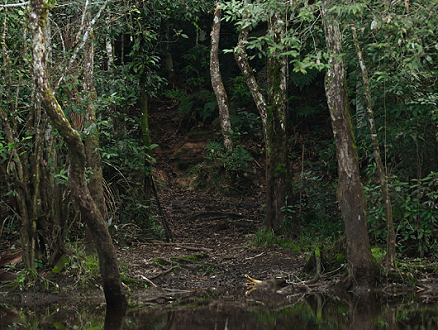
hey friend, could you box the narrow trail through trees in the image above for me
[119,99,304,292]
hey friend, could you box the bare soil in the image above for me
[118,99,306,294]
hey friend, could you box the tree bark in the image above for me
[83,26,106,220]
[351,26,396,269]
[210,2,233,151]
[105,17,114,69]
[140,72,153,200]
[233,1,267,140]
[234,0,288,233]
[0,105,33,268]
[30,0,127,308]
[322,0,374,287]
[266,9,288,233]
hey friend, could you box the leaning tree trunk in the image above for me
[265,10,288,233]
[210,1,233,151]
[322,0,374,287]
[30,0,127,308]
[233,0,267,140]
[351,26,396,269]
[234,0,289,233]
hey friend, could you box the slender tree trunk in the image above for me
[210,2,233,151]
[266,9,288,233]
[1,23,35,268]
[234,0,289,233]
[322,0,374,287]
[0,104,35,269]
[30,0,127,308]
[83,26,106,219]
[351,26,396,269]
[105,18,114,69]
[140,72,153,200]
[233,0,267,139]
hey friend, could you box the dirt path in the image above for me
[119,99,305,293]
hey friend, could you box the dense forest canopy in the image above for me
[1,0,438,296]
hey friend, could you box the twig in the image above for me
[184,212,245,221]
[173,243,213,252]
[149,265,179,280]
[147,241,213,252]
[55,0,110,91]
[0,2,28,9]
[245,252,265,260]
[140,275,157,287]
[162,288,193,293]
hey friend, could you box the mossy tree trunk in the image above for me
[30,0,127,308]
[234,0,288,233]
[210,2,233,151]
[233,0,267,139]
[83,27,105,219]
[266,9,288,233]
[1,26,68,268]
[322,0,374,287]
[351,26,396,269]
[0,105,34,268]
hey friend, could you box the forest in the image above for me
[1,0,438,318]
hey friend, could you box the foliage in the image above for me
[190,142,255,195]
[181,44,211,89]
[229,75,254,108]
[349,0,438,181]
[230,108,263,141]
[281,171,342,238]
[166,89,218,123]
[366,171,438,257]
[99,137,159,232]
[206,141,253,173]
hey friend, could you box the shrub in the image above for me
[365,171,438,257]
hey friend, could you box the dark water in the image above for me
[1,289,438,329]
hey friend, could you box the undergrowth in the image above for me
[190,142,255,195]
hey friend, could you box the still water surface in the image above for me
[1,289,437,329]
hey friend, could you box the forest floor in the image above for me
[117,98,313,301]
[1,99,437,307]
[0,98,316,307]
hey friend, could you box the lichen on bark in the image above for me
[29,0,127,308]
[210,1,233,151]
[322,0,374,287]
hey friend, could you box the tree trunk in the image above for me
[322,0,374,287]
[83,26,106,219]
[233,1,267,140]
[351,26,396,269]
[140,72,153,200]
[210,2,233,151]
[105,17,114,69]
[234,0,289,233]
[266,9,288,233]
[30,0,127,308]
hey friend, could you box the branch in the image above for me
[55,0,109,91]
[0,2,28,10]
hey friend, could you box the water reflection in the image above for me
[1,291,438,329]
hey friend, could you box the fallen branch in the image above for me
[140,275,157,287]
[149,265,179,280]
[184,212,245,221]
[245,252,265,260]
[173,244,213,252]
[147,241,213,252]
